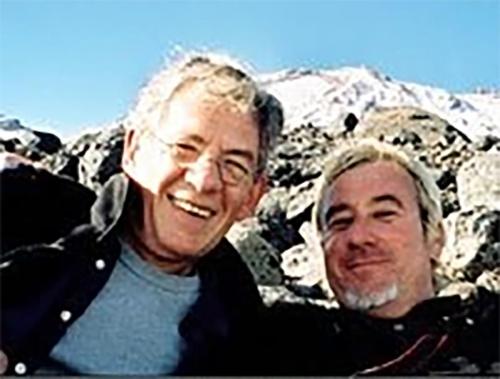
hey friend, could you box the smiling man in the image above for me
[316,150,443,319]
[263,139,499,376]
[0,53,283,375]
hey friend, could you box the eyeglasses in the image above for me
[144,129,256,186]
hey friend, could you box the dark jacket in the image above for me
[0,165,263,376]
[261,288,500,376]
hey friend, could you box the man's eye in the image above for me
[223,159,251,176]
[328,217,353,231]
[172,143,199,162]
[373,210,397,221]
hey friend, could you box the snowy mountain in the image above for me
[259,67,499,140]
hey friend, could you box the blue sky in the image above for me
[1,0,499,137]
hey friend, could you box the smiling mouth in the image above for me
[167,195,216,219]
[346,259,390,270]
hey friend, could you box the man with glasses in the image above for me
[0,53,283,375]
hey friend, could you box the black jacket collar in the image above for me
[90,173,130,235]
[89,172,234,267]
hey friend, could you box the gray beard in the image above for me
[343,283,398,312]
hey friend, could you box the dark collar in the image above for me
[90,173,131,234]
[338,294,463,338]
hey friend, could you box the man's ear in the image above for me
[122,128,140,175]
[235,174,268,221]
[428,222,445,263]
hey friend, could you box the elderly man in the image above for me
[0,53,283,375]
[264,139,499,375]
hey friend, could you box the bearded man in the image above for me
[263,139,499,376]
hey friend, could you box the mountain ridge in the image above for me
[2,65,499,141]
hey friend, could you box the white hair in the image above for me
[344,284,399,312]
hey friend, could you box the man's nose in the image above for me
[346,218,376,249]
[184,158,224,193]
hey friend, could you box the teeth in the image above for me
[170,197,213,219]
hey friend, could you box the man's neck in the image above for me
[122,224,195,276]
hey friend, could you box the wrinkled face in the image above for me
[320,161,441,318]
[122,87,265,273]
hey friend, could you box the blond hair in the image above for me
[313,139,444,244]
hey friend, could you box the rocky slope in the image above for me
[1,66,499,307]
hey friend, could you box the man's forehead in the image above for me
[155,93,259,161]
[322,161,418,208]
[168,79,253,114]
[326,194,405,213]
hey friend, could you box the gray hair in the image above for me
[124,51,283,175]
[313,139,444,244]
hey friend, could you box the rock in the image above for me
[457,153,500,210]
[358,107,473,173]
[280,223,330,298]
[441,207,500,280]
[286,179,317,226]
[436,169,456,190]
[437,281,478,299]
[257,188,303,252]
[281,244,314,284]
[31,130,62,154]
[476,268,500,293]
[226,218,283,285]
[0,118,62,161]
[343,112,359,133]
[76,125,124,192]
[43,124,124,191]
[258,285,338,308]
[258,285,303,306]
[474,134,500,152]
[266,123,334,188]
[43,152,80,181]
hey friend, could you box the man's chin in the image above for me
[341,283,399,312]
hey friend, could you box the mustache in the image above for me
[343,245,392,268]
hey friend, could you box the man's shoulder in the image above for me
[447,287,500,322]
[265,301,341,337]
[184,238,264,330]
[469,286,499,306]
[1,163,96,255]
[427,288,500,374]
[453,287,500,341]
[201,238,254,278]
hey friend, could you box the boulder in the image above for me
[0,118,62,161]
[457,153,500,210]
[441,206,500,283]
[226,218,283,285]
